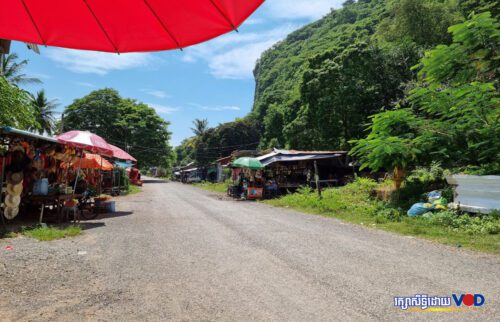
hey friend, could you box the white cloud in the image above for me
[46,48,156,75]
[75,82,95,88]
[182,25,297,79]
[194,103,241,111]
[264,0,343,20]
[141,89,170,99]
[244,17,265,25]
[208,40,278,79]
[148,103,178,115]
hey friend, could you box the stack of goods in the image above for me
[3,171,23,219]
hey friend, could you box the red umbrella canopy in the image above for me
[0,0,264,53]
[109,144,137,162]
[56,131,113,156]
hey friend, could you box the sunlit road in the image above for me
[1,178,498,321]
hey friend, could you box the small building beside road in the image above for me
[256,149,353,190]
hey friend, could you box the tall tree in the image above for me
[191,119,209,136]
[29,90,58,135]
[0,53,41,85]
[62,88,174,168]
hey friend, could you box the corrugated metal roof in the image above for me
[257,148,346,166]
[0,127,59,143]
[274,148,347,155]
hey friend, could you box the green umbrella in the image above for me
[232,157,264,170]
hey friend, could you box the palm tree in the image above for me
[29,90,58,135]
[191,118,209,136]
[0,53,42,85]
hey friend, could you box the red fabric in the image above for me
[56,131,113,156]
[0,0,264,53]
[109,144,136,162]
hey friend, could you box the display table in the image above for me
[28,194,82,223]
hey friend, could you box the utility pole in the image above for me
[314,160,322,199]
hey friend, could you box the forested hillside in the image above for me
[176,0,498,169]
[252,0,474,149]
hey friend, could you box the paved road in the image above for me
[1,178,498,321]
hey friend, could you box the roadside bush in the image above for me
[427,210,500,235]
[269,177,379,217]
[391,162,450,209]
[375,206,404,223]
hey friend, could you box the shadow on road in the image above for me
[91,211,134,220]
[78,222,106,231]
[141,179,169,184]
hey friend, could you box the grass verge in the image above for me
[126,185,142,195]
[21,225,82,241]
[194,181,229,194]
[264,179,500,254]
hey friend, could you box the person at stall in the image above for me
[71,172,88,194]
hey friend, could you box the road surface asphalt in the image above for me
[0,178,498,321]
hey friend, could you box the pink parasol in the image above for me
[109,144,136,162]
[56,131,113,156]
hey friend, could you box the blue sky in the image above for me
[15,0,343,146]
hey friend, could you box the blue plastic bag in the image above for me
[407,202,434,217]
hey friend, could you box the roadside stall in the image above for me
[0,127,82,224]
[55,131,115,221]
[228,157,264,200]
[257,149,351,191]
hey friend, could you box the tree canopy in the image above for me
[0,76,36,129]
[62,88,174,169]
[351,12,499,172]
[250,0,493,154]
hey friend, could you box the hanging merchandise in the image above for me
[4,194,21,208]
[7,172,23,185]
[3,206,19,220]
[6,183,23,196]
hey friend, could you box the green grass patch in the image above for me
[194,181,229,194]
[126,185,142,195]
[265,178,500,254]
[21,225,82,241]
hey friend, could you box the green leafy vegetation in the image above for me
[194,181,229,193]
[28,90,59,135]
[0,76,36,129]
[21,225,82,241]
[251,0,474,150]
[351,12,499,174]
[62,88,174,169]
[126,185,142,195]
[266,178,500,253]
[1,53,59,133]
[176,117,260,166]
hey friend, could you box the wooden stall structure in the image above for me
[257,149,353,191]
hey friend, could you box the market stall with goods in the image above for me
[0,127,83,224]
[228,157,265,200]
[0,128,135,225]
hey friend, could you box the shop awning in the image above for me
[0,127,58,143]
[259,154,343,167]
[0,0,264,53]
[257,148,347,167]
